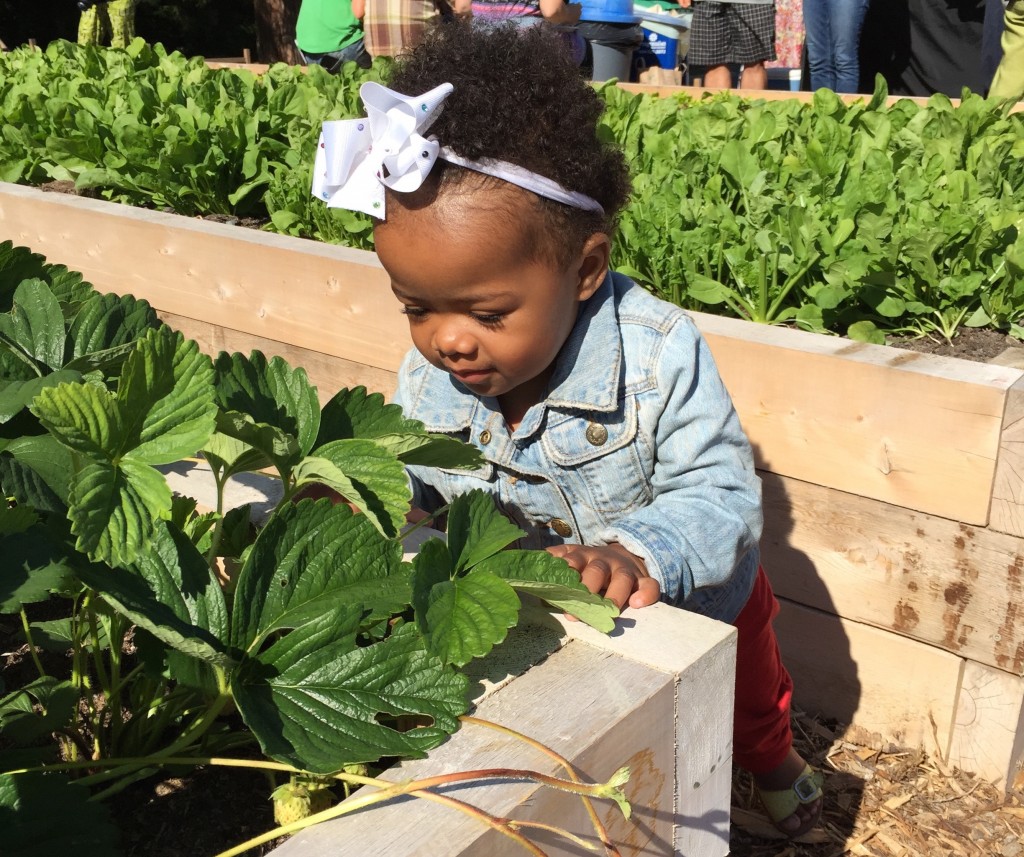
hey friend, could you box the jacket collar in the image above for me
[411,270,622,433]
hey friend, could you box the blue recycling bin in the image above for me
[632,6,692,78]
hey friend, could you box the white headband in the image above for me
[311,81,604,217]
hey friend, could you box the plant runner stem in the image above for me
[461,715,623,857]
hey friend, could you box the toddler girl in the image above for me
[312,21,823,840]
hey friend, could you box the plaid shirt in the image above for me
[364,0,452,58]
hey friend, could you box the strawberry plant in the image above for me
[0,242,619,854]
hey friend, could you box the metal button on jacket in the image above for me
[549,518,573,537]
[585,423,608,446]
[478,429,492,445]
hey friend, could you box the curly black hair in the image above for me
[383,21,632,266]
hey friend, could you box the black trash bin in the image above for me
[577,0,642,81]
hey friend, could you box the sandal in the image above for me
[754,764,824,839]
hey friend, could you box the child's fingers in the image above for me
[628,576,662,608]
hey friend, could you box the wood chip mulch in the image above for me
[728,709,1024,857]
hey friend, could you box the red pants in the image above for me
[731,566,794,775]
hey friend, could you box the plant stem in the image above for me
[18,608,46,680]
[215,783,553,857]
[399,503,451,541]
[74,689,233,787]
[461,716,623,857]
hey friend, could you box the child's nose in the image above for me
[434,322,476,357]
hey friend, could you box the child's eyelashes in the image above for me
[399,306,506,327]
[471,313,506,327]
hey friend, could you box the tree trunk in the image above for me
[253,0,301,64]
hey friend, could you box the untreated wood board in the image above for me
[156,311,399,401]
[774,599,964,756]
[5,182,1021,523]
[0,183,409,373]
[991,376,1024,538]
[761,471,1024,675]
[949,660,1024,789]
[273,642,682,857]
[616,83,1024,113]
[692,311,1022,523]
[551,604,737,857]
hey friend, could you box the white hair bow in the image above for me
[312,81,454,217]
[311,81,605,217]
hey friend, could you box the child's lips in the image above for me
[451,367,493,382]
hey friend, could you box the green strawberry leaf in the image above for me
[0,370,82,424]
[230,499,406,653]
[0,772,120,857]
[118,327,217,465]
[308,439,411,538]
[0,676,78,746]
[317,386,483,469]
[446,489,524,574]
[0,524,76,613]
[212,410,300,474]
[66,292,159,364]
[67,458,171,567]
[413,560,521,668]
[78,520,232,668]
[214,352,320,458]
[0,435,75,510]
[0,280,66,373]
[475,550,620,633]
[232,614,467,771]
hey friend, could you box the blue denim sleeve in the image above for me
[391,350,448,515]
[596,319,763,606]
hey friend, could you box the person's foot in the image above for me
[752,748,823,838]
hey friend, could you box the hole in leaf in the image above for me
[375,712,436,731]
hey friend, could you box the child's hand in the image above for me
[545,542,661,611]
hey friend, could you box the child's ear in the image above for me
[573,232,611,302]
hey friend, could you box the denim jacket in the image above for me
[391,271,762,622]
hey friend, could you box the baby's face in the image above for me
[374,186,594,422]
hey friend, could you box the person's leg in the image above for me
[107,0,138,49]
[332,38,373,70]
[688,1,731,85]
[731,2,775,90]
[981,0,1006,93]
[829,0,870,92]
[704,64,734,87]
[990,0,1024,100]
[733,566,823,837]
[739,58,767,88]
[77,4,103,45]
[802,0,836,90]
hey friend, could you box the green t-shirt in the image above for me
[295,0,363,54]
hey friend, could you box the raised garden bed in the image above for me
[5,179,1022,799]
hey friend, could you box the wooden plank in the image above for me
[774,599,964,756]
[617,82,938,107]
[990,376,1024,538]
[691,310,1023,523]
[0,183,410,374]
[156,311,399,401]
[949,660,1024,789]
[551,604,737,857]
[273,642,683,857]
[616,83,1024,113]
[5,182,1023,522]
[761,472,1024,675]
